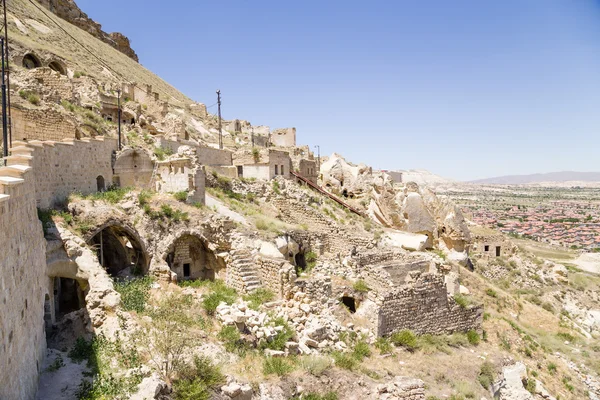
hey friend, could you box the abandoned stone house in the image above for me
[154,157,206,204]
[470,234,516,259]
[271,127,297,147]
[233,148,293,181]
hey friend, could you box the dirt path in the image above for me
[36,349,87,400]
[573,252,600,275]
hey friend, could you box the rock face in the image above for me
[36,0,139,62]
[496,362,535,400]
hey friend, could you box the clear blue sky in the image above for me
[79,0,600,181]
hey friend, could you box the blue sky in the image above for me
[79,0,600,181]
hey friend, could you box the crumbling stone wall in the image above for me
[11,106,78,142]
[155,159,205,204]
[376,274,483,336]
[257,256,296,296]
[0,164,47,400]
[14,137,117,208]
[271,127,296,147]
[113,148,154,188]
[155,136,233,166]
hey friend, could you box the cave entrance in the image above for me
[89,225,148,278]
[294,252,307,269]
[23,53,42,69]
[341,296,356,313]
[166,235,221,282]
[96,175,105,192]
[48,61,66,75]
[55,278,86,319]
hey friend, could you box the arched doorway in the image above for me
[88,225,148,277]
[341,296,356,313]
[96,175,105,192]
[48,61,66,75]
[165,234,222,281]
[23,53,42,69]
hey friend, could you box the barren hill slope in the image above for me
[8,0,195,107]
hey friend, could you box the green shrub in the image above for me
[252,147,260,163]
[173,191,188,202]
[353,280,370,293]
[73,71,87,78]
[375,337,393,354]
[28,93,40,105]
[153,146,173,161]
[390,330,417,351]
[525,378,536,394]
[61,100,76,112]
[453,293,470,308]
[556,332,576,342]
[114,277,153,313]
[467,330,481,345]
[87,186,132,204]
[292,392,339,400]
[263,356,294,376]
[218,326,243,353]
[243,288,275,310]
[260,317,294,351]
[352,340,371,361]
[137,190,152,206]
[478,361,495,389]
[173,355,225,400]
[542,302,555,313]
[485,288,497,298]
[305,251,317,270]
[201,280,237,315]
[300,356,332,376]
[272,181,281,194]
[331,351,358,370]
[548,362,557,374]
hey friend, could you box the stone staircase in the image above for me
[230,248,262,294]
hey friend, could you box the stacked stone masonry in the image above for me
[7,137,118,209]
[10,106,78,143]
[376,274,483,337]
[0,160,47,400]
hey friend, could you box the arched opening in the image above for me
[88,225,148,278]
[23,53,42,69]
[44,293,53,336]
[96,175,105,192]
[48,61,66,75]
[294,252,306,269]
[342,189,348,198]
[341,296,356,313]
[55,278,86,318]
[165,234,222,281]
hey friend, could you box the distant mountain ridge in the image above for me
[470,171,600,184]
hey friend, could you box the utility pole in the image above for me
[1,38,7,164]
[216,90,222,149]
[116,89,122,150]
[314,145,320,177]
[3,0,12,147]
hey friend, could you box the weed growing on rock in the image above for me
[243,288,275,310]
[263,356,294,376]
[114,276,153,313]
[352,279,370,292]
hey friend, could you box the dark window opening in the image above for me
[48,61,66,75]
[342,189,348,198]
[484,245,490,252]
[23,53,42,69]
[295,252,307,269]
[57,278,85,317]
[96,175,105,192]
[341,296,356,313]
[237,165,243,178]
[281,165,284,175]
[275,165,279,175]
[496,246,501,257]
[183,263,191,278]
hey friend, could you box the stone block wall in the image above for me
[257,256,296,296]
[155,136,233,166]
[14,137,117,209]
[0,165,47,400]
[376,274,483,337]
[11,106,77,143]
[113,148,154,188]
[271,127,296,147]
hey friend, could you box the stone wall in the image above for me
[155,159,205,204]
[113,148,154,188]
[376,274,483,336]
[10,137,117,209]
[0,162,48,400]
[297,159,318,184]
[11,106,78,143]
[156,136,233,166]
[271,127,296,147]
[257,256,296,296]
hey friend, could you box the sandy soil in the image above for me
[36,349,87,400]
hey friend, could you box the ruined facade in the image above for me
[271,127,297,147]
[155,158,206,204]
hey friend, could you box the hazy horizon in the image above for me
[79,0,600,180]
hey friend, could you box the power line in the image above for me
[27,0,190,109]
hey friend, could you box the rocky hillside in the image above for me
[34,0,139,61]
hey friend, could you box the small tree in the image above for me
[252,147,261,163]
[134,293,197,384]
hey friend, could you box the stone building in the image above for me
[112,148,154,188]
[165,234,224,281]
[154,157,206,204]
[271,127,296,147]
[470,234,517,259]
[234,149,292,181]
